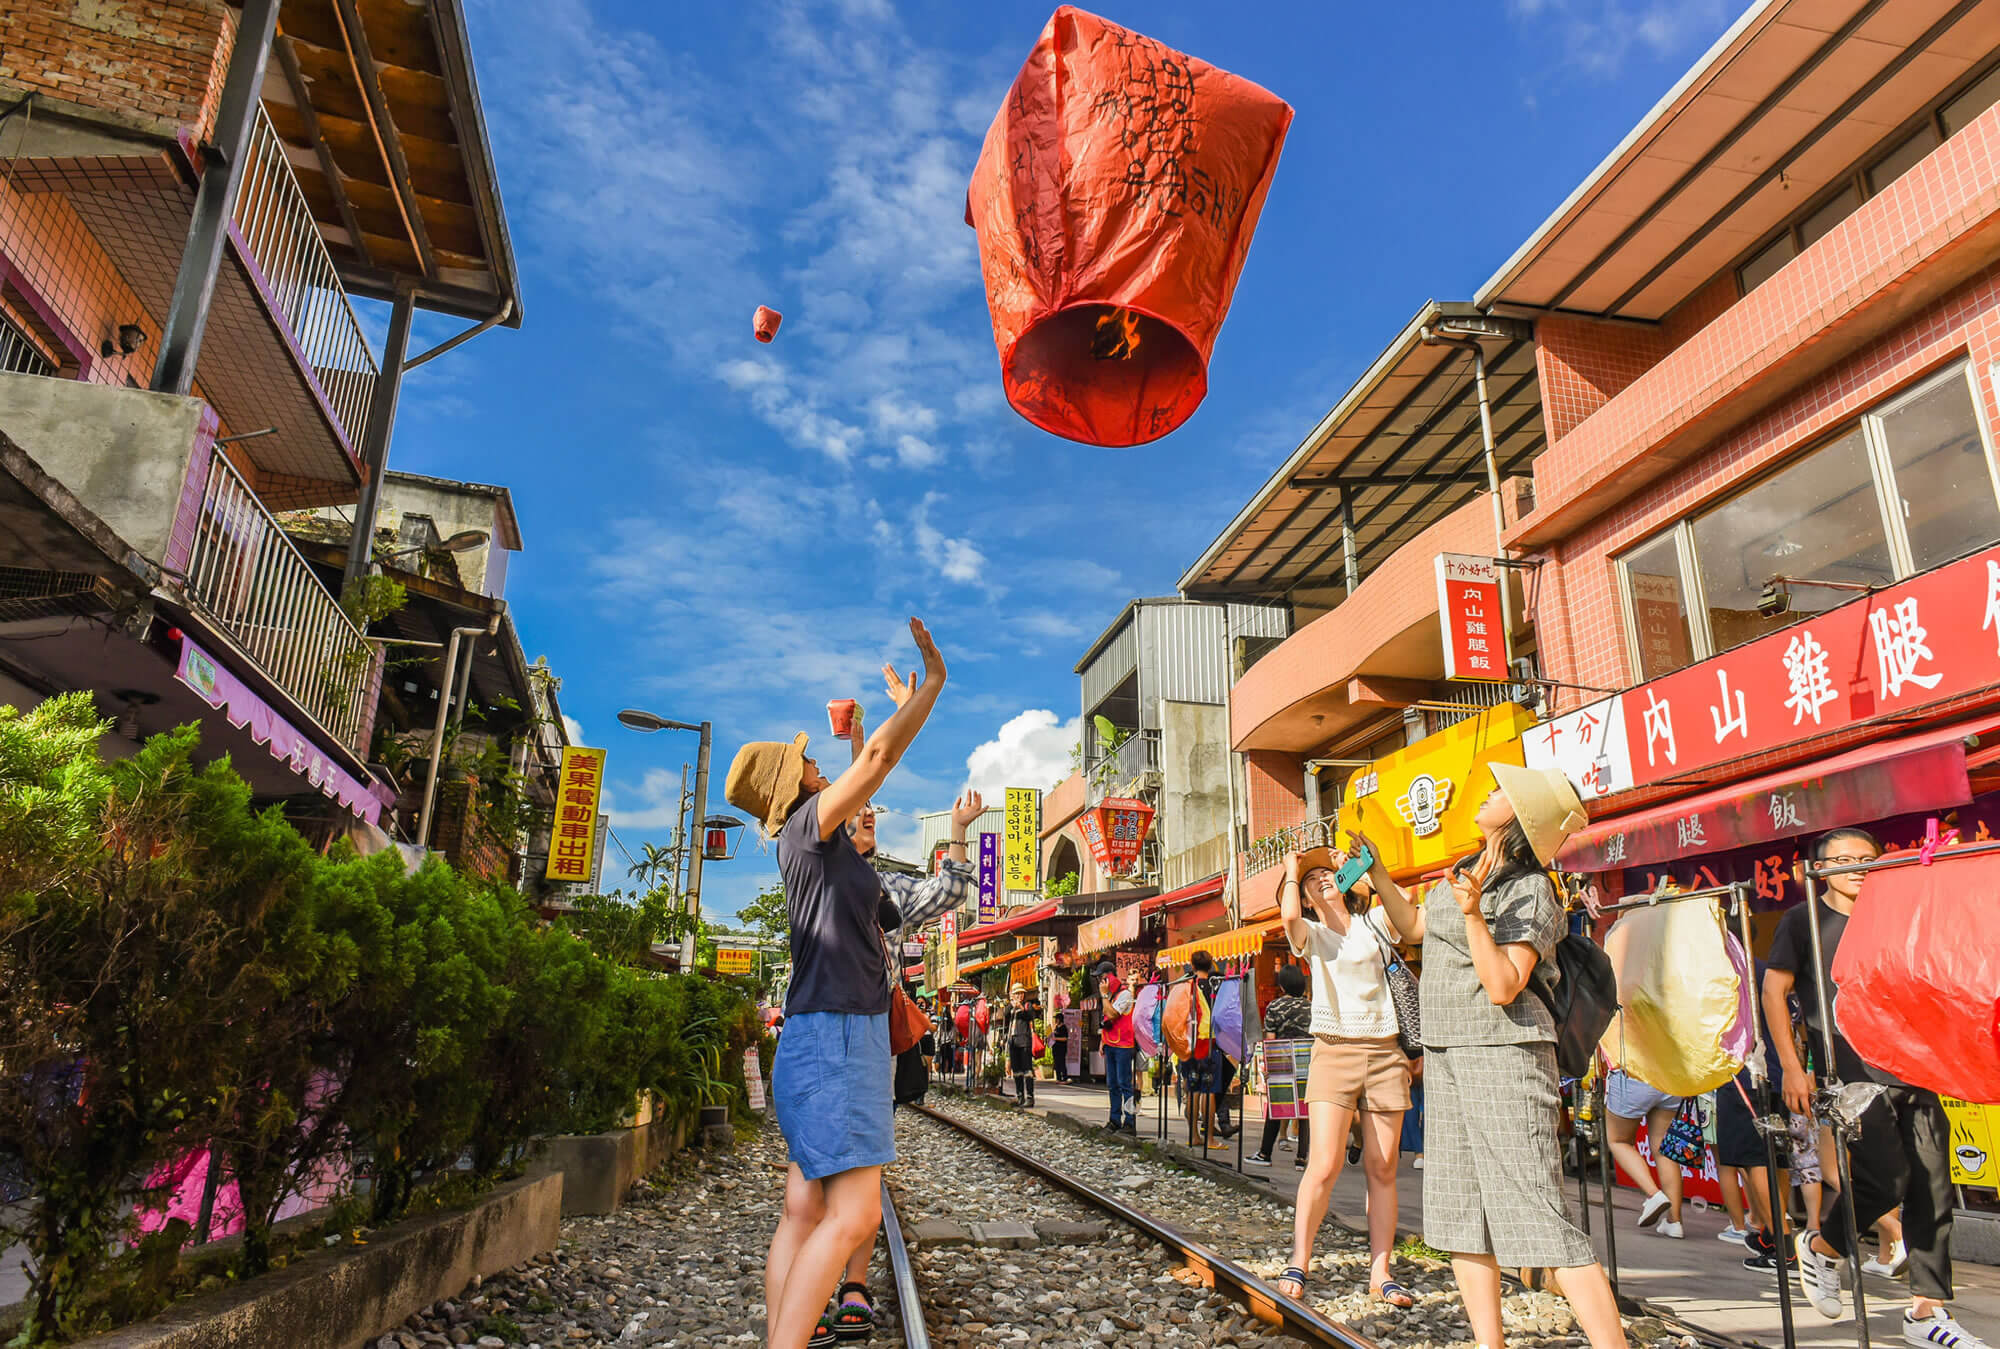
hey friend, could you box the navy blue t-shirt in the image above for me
[778,792,890,1017]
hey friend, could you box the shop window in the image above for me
[1867,124,1941,195]
[1798,184,1860,248]
[1692,427,1890,653]
[1942,62,2000,136]
[1872,366,1999,573]
[1616,530,1696,680]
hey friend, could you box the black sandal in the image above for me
[1276,1265,1308,1301]
[831,1282,876,1341]
[809,1315,838,1348]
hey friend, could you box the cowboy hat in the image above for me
[1489,761,1589,866]
[725,732,811,836]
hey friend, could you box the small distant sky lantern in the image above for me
[752,305,783,343]
[965,6,1292,447]
[703,813,746,861]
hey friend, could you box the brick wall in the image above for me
[1536,263,2000,694]
[1242,749,1304,847]
[0,1,234,139]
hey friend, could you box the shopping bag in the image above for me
[1600,895,1744,1096]
[1833,852,2000,1103]
[1212,976,1247,1062]
[1133,982,1163,1058]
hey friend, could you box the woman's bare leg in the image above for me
[1451,1252,1507,1349]
[1646,1104,1684,1221]
[1604,1114,1659,1200]
[772,1166,882,1349]
[1360,1109,1404,1292]
[1552,1261,1630,1349]
[766,1165,825,1345]
[1285,1101,1357,1296]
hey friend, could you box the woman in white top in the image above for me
[1275,847,1414,1310]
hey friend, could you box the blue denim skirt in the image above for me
[772,1011,895,1182]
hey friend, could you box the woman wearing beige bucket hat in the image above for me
[1348,761,1628,1349]
[725,617,949,1349]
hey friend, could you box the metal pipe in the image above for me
[403,298,514,372]
[684,721,713,969]
[1731,881,1800,1349]
[1800,869,1873,1349]
[1420,327,1516,665]
[417,616,499,849]
[341,286,417,592]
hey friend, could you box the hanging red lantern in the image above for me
[1077,797,1155,874]
[965,6,1292,447]
[753,305,783,343]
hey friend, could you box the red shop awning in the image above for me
[1146,872,1226,913]
[956,899,1059,949]
[1559,712,2000,873]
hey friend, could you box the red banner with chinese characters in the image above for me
[1435,552,1507,681]
[1590,544,2000,790]
[1078,797,1155,874]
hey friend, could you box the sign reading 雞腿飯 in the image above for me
[1436,553,1507,682]
[546,747,606,884]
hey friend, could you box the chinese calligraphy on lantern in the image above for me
[546,747,606,884]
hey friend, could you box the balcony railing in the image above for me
[233,103,379,451]
[1245,816,1339,879]
[184,451,372,749]
[1085,728,1161,804]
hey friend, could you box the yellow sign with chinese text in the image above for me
[1004,787,1041,894]
[545,747,606,884]
[1337,704,1534,880]
[717,948,757,975]
[939,910,959,988]
[1942,1097,2000,1187]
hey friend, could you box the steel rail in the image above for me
[879,1178,931,1349]
[910,1103,1384,1348]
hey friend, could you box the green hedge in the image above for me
[0,695,763,1342]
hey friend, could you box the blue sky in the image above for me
[376,0,1742,923]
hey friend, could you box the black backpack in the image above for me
[1530,932,1618,1081]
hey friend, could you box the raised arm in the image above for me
[879,791,984,928]
[817,618,946,838]
[1452,835,1538,1006]
[1278,851,1311,952]
[1350,829,1425,943]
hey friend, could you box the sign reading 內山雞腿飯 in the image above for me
[1337,703,1535,879]
[1436,553,1508,682]
[546,747,606,884]
[1004,788,1041,897]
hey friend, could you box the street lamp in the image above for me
[617,708,713,969]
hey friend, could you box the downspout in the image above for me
[1420,326,1515,666]
[417,613,501,849]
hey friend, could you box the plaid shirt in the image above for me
[880,859,975,932]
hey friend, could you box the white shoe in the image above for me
[1656,1220,1684,1239]
[1414,1156,1425,1169]
[1797,1232,1844,1319]
[1719,1225,1749,1244]
[1637,1191,1671,1229]
[1905,1308,1991,1349]
[1865,1240,1909,1278]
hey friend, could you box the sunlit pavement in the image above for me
[988,1078,2000,1349]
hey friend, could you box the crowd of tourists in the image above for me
[725,619,1987,1349]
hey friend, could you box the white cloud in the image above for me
[1505,0,1733,77]
[910,492,992,588]
[561,713,585,746]
[964,709,1080,800]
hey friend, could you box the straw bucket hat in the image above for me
[725,732,811,836]
[1489,761,1588,866]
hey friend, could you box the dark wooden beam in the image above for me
[272,32,373,271]
[331,0,436,277]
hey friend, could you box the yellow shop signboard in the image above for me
[1337,703,1536,879]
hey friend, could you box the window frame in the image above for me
[1615,359,2000,677]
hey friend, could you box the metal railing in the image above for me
[1085,728,1161,803]
[1244,815,1340,879]
[1426,679,1527,732]
[1160,834,1230,894]
[183,451,372,749]
[0,311,56,377]
[232,103,378,450]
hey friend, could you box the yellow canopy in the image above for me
[1156,917,1282,969]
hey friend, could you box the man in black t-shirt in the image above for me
[1763,828,1980,1349]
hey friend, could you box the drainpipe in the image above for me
[1420,325,1515,667]
[417,614,500,849]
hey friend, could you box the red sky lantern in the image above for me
[753,305,782,343]
[1078,797,1155,875]
[965,6,1292,447]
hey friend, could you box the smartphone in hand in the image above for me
[1333,840,1374,895]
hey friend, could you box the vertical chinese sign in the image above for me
[977,832,1000,923]
[545,747,606,885]
[1435,553,1507,681]
[1004,787,1042,900]
[939,910,958,988]
[1630,572,1693,674]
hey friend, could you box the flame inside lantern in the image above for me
[1091,307,1143,361]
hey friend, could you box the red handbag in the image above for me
[890,986,929,1056]
[1031,1032,1046,1057]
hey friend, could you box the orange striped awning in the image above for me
[1156,917,1282,969]
[956,942,1040,978]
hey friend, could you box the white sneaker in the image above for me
[1656,1220,1684,1239]
[1719,1225,1749,1244]
[1865,1240,1909,1277]
[1414,1156,1425,1169]
[1905,1308,1991,1349]
[1638,1190,1671,1229]
[1797,1232,1844,1319]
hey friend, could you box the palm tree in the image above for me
[627,841,675,890]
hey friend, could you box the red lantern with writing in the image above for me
[1079,797,1155,875]
[965,6,1292,447]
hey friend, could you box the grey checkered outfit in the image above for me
[1419,871,1595,1269]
